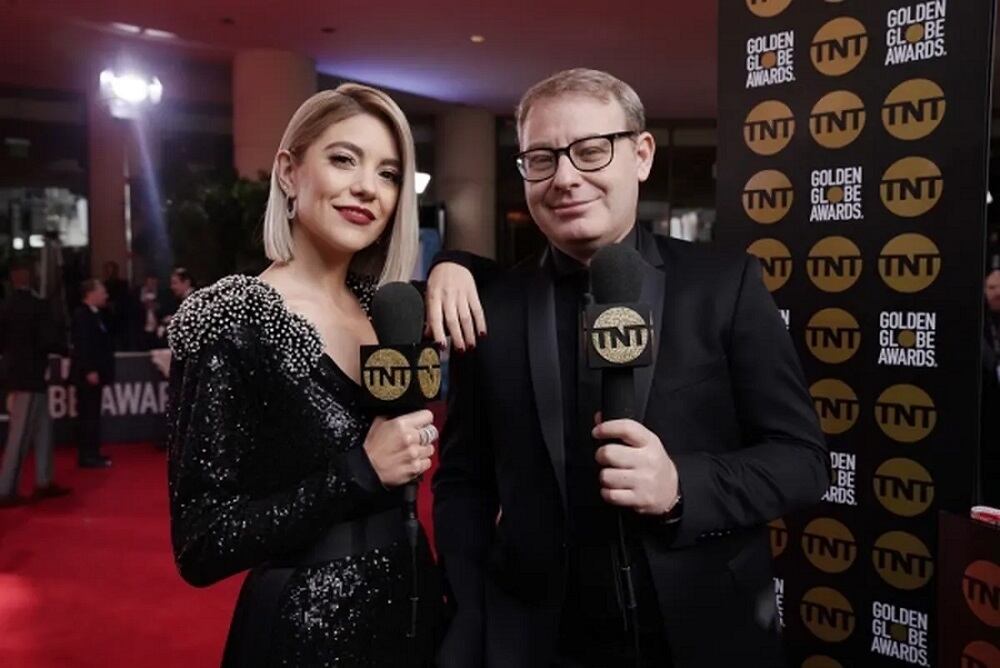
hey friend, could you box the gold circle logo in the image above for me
[880,157,943,217]
[873,458,935,517]
[362,348,411,401]
[747,239,792,292]
[746,0,792,18]
[802,658,843,668]
[743,170,794,224]
[744,100,796,155]
[963,561,1000,627]
[802,518,857,574]
[963,641,1000,668]
[805,309,860,364]
[873,531,933,590]
[807,236,862,293]
[875,384,936,443]
[769,518,789,558]
[800,587,855,642]
[591,307,649,364]
[417,346,442,399]
[810,378,858,434]
[811,17,868,76]
[878,234,941,293]
[810,91,866,149]
[882,79,946,141]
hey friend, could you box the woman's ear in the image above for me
[275,150,297,197]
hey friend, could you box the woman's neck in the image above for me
[267,228,354,305]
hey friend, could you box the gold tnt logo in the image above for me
[882,79,946,141]
[962,640,1000,668]
[800,587,855,642]
[809,378,858,435]
[878,234,941,293]
[807,236,862,293]
[872,531,933,590]
[873,458,935,518]
[811,17,868,76]
[769,518,789,557]
[591,307,649,364]
[747,238,792,292]
[805,308,860,364]
[743,170,794,224]
[746,0,792,18]
[810,90,866,149]
[744,100,795,156]
[362,348,412,401]
[880,157,943,218]
[875,384,936,443]
[802,518,857,574]
[802,657,844,668]
[963,560,1000,628]
[417,347,442,399]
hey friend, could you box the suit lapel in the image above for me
[635,228,665,422]
[526,254,568,509]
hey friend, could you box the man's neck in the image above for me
[549,223,638,267]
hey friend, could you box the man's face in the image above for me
[170,274,190,298]
[91,282,108,308]
[519,94,655,263]
[986,271,1000,312]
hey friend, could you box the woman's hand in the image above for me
[362,410,437,487]
[426,262,486,352]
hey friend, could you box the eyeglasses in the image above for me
[515,131,637,182]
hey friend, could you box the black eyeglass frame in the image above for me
[515,130,638,182]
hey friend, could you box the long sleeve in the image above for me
[167,337,382,587]
[670,255,829,547]
[432,346,498,667]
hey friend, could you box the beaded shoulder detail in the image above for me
[167,273,376,379]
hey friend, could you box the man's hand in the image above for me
[593,418,679,515]
[426,262,486,352]
[86,372,100,386]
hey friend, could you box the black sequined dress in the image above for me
[166,274,440,667]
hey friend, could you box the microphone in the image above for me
[360,281,442,639]
[585,242,654,666]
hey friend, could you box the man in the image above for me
[0,259,70,506]
[431,69,828,667]
[71,279,114,468]
[169,267,194,304]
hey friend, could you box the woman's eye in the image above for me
[330,153,356,166]
[380,170,402,184]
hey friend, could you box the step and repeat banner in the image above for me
[717,1,996,666]
[0,352,172,445]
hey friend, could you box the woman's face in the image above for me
[282,112,402,259]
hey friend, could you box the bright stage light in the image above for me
[99,69,163,119]
[415,172,431,195]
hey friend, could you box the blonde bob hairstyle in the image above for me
[262,83,419,285]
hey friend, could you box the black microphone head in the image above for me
[372,281,424,345]
[590,243,643,303]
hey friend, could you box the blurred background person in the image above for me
[71,279,114,468]
[102,261,130,350]
[0,258,70,506]
[136,274,168,350]
[982,264,1000,505]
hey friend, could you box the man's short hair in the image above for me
[80,278,102,297]
[171,267,193,285]
[515,68,646,144]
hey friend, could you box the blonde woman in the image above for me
[167,84,442,667]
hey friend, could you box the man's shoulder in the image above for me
[656,236,751,287]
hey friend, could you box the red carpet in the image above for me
[0,442,439,667]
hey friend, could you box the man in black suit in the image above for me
[430,69,828,667]
[71,278,114,468]
[0,259,70,505]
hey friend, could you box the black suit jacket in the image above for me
[432,229,828,668]
[70,305,115,386]
[0,289,63,392]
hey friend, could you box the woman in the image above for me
[167,84,442,667]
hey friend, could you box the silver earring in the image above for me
[285,195,297,220]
